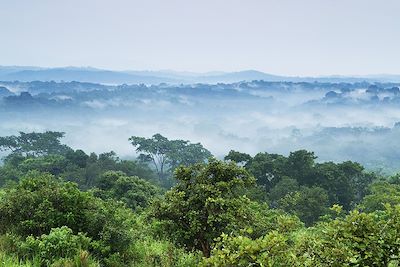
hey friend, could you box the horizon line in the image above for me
[1,64,400,78]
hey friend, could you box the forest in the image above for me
[3,0,400,265]
[2,80,400,173]
[0,131,399,266]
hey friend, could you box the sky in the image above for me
[0,0,399,76]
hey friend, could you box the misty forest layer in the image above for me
[0,131,400,266]
[1,80,400,173]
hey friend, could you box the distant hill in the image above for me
[1,66,400,84]
[0,66,176,85]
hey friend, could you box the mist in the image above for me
[1,79,400,173]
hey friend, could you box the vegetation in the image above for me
[0,131,400,266]
[129,133,212,187]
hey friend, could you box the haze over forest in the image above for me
[0,66,400,173]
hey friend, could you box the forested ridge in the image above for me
[0,131,400,266]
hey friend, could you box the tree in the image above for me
[278,186,329,226]
[129,134,212,182]
[299,205,400,266]
[0,172,134,260]
[224,150,252,165]
[314,162,358,210]
[65,149,89,168]
[285,150,316,185]
[114,160,157,182]
[338,161,375,203]
[359,181,400,212]
[18,154,68,175]
[202,205,400,266]
[152,159,256,257]
[0,131,71,157]
[94,171,161,210]
[245,152,287,191]
[269,176,299,203]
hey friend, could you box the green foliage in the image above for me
[152,158,256,257]
[360,181,400,212]
[314,161,359,210]
[278,186,329,226]
[0,147,157,190]
[94,171,161,210]
[0,172,135,263]
[269,176,299,202]
[201,232,293,267]
[228,149,377,216]
[224,150,252,164]
[301,205,400,266]
[0,131,71,157]
[51,250,100,267]
[19,155,68,175]
[285,150,317,185]
[129,133,212,184]
[245,152,287,190]
[0,251,41,267]
[0,172,96,236]
[0,165,22,187]
[203,205,400,266]
[242,201,303,239]
[0,132,396,265]
[130,238,201,267]
[65,149,89,168]
[17,226,91,265]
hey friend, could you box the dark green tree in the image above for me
[285,150,316,185]
[94,171,161,210]
[129,134,212,183]
[245,152,286,191]
[0,131,71,157]
[278,186,329,226]
[224,150,252,165]
[152,159,256,257]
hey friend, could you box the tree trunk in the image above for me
[200,240,211,257]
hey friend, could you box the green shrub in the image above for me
[201,232,293,267]
[18,226,91,265]
[130,238,201,267]
[0,172,136,264]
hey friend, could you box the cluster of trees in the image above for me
[225,150,376,225]
[0,132,157,189]
[0,131,400,266]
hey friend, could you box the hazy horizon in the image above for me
[2,65,400,78]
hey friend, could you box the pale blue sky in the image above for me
[0,0,399,76]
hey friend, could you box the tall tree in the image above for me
[0,131,71,157]
[129,133,212,182]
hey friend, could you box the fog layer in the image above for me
[1,80,400,173]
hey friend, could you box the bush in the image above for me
[18,227,91,265]
[201,232,293,267]
[0,172,136,264]
[130,238,201,267]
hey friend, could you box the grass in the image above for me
[0,250,100,267]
